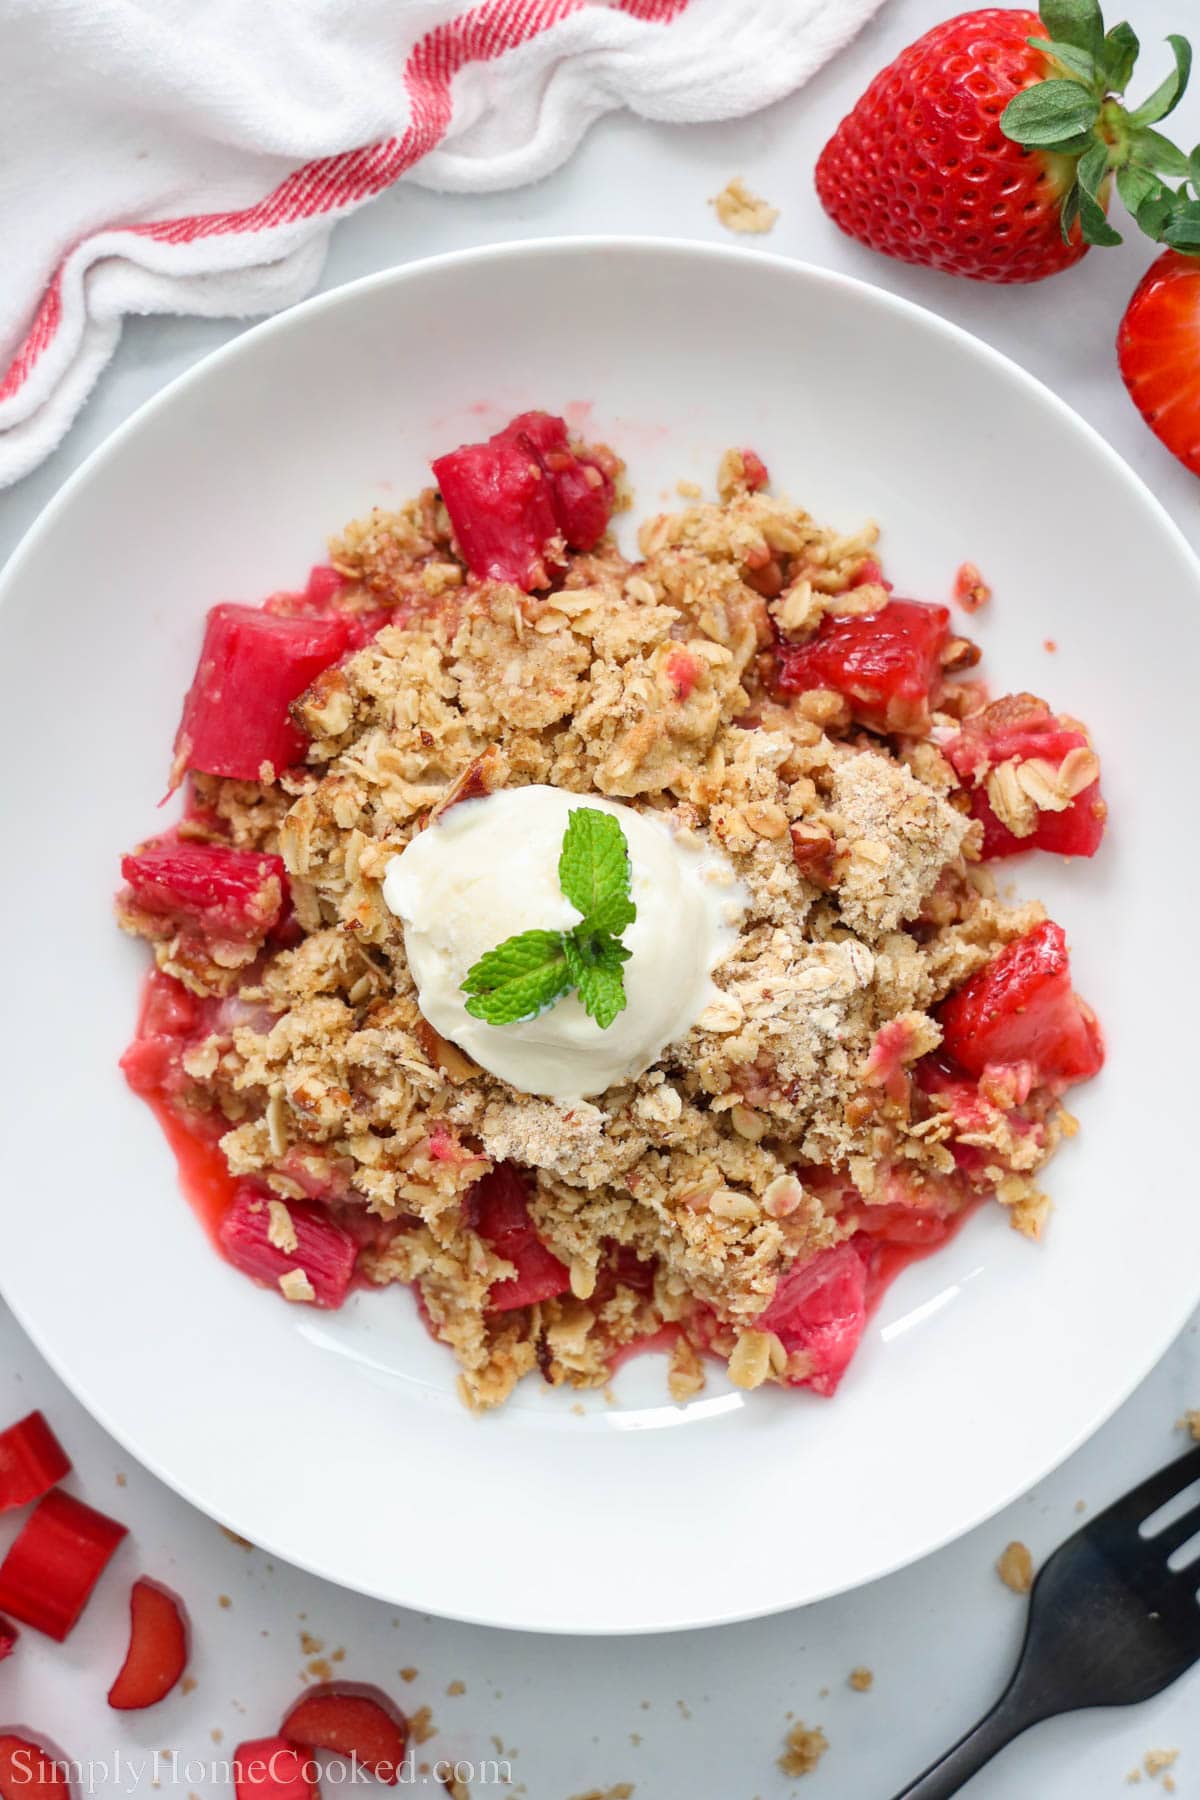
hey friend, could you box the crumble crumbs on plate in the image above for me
[710,177,779,234]
[1178,1412,1200,1441]
[779,1723,829,1777]
[996,1541,1034,1594]
[848,1666,874,1692]
[117,418,1105,1410]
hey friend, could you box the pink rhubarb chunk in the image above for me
[432,411,615,592]
[120,838,286,942]
[217,1186,357,1309]
[470,1165,571,1311]
[173,603,352,785]
[944,695,1105,859]
[757,1241,870,1397]
[938,920,1103,1087]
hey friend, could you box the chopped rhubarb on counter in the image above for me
[281,1684,409,1786]
[774,597,950,734]
[172,603,352,786]
[469,1165,571,1311]
[0,1617,16,1661]
[944,694,1105,859]
[0,1736,74,1800]
[0,1489,127,1641]
[432,411,615,591]
[218,1186,357,1309]
[758,1241,871,1397]
[120,838,286,942]
[938,920,1103,1087]
[233,1738,320,1800]
[107,1578,189,1710]
[0,1411,71,1512]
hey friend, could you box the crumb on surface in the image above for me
[180,1675,197,1696]
[1043,638,1058,652]
[400,1666,419,1682]
[220,1525,254,1550]
[1075,1499,1087,1513]
[779,1723,829,1778]
[308,1657,332,1681]
[410,1705,436,1744]
[1146,1750,1179,1779]
[566,1788,634,1800]
[116,1472,128,1487]
[710,176,779,234]
[1177,1411,1200,1441]
[848,1666,873,1692]
[997,1541,1034,1594]
[217,1594,232,1610]
[299,1630,323,1655]
[953,561,991,612]
[676,479,703,500]
[447,1679,466,1696]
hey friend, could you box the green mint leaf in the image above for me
[564,927,631,1030]
[1029,37,1098,87]
[461,929,571,1025]
[1100,21,1139,93]
[1129,34,1192,126]
[558,807,636,937]
[1038,0,1105,60]
[1130,127,1193,176]
[1076,139,1123,243]
[1001,80,1101,147]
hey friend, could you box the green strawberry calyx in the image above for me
[1001,0,1200,252]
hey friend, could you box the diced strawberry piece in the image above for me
[217,1187,358,1310]
[0,1617,16,1661]
[433,431,560,591]
[173,603,352,785]
[233,1738,321,1800]
[0,1735,74,1800]
[469,1165,571,1311]
[281,1684,409,1786]
[741,448,769,491]
[107,1578,189,1711]
[775,597,950,733]
[757,1241,871,1397]
[501,411,616,551]
[938,921,1103,1087]
[121,838,286,942]
[0,1412,72,1512]
[0,1489,127,1641]
[944,696,1106,860]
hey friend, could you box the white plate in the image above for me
[1,239,1196,1634]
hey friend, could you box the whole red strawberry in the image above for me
[1118,248,1200,477]
[816,4,1194,284]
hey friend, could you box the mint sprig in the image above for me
[999,0,1200,252]
[461,808,637,1029]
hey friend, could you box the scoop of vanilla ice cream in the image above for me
[382,785,746,1100]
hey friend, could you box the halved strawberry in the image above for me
[938,920,1103,1086]
[775,597,950,733]
[172,603,352,787]
[1118,248,1200,477]
[945,694,1105,859]
[218,1187,358,1310]
[108,1578,189,1710]
[468,1165,571,1311]
[281,1684,409,1786]
[120,838,286,943]
[757,1241,871,1397]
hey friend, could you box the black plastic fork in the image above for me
[892,1444,1200,1798]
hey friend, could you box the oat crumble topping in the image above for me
[711,177,779,234]
[779,1722,829,1777]
[996,1541,1034,1594]
[117,426,1102,1410]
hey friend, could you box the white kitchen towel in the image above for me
[0,0,885,488]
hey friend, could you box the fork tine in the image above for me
[1144,1498,1200,1561]
[1093,1444,1200,1532]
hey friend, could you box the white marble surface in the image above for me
[3,1,1200,1793]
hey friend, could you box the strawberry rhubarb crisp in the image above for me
[116,412,1105,1409]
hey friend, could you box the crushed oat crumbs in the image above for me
[676,479,703,499]
[1146,1750,1180,1779]
[996,1541,1034,1594]
[1177,1411,1200,1441]
[711,176,779,234]
[217,1595,232,1610]
[447,1678,466,1696]
[779,1723,829,1778]
[332,1646,345,1663]
[848,1667,874,1692]
[299,1631,323,1655]
[566,1788,634,1800]
[220,1526,254,1550]
[1075,1499,1088,1513]
[210,1729,223,1744]
[410,1705,436,1744]
[116,1473,127,1487]
[308,1658,333,1681]
[400,1666,419,1682]
[180,1675,197,1695]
